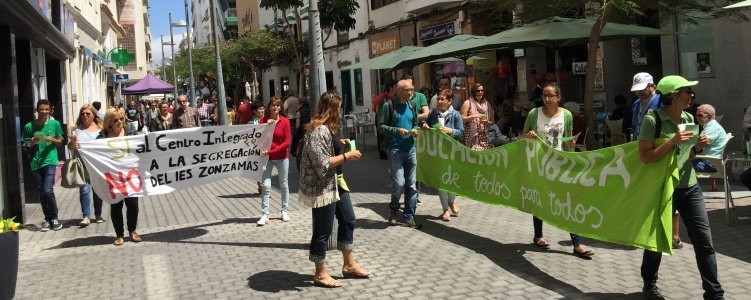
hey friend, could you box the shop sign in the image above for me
[419,21,457,42]
[371,36,398,56]
[572,62,588,75]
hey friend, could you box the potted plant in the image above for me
[0,217,20,300]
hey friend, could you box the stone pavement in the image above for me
[14,136,751,299]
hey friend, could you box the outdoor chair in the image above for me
[695,132,734,225]
[605,119,627,146]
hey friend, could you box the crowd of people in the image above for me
[20,68,746,296]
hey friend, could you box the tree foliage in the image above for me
[160,31,293,99]
[259,0,359,95]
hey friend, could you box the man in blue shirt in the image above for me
[377,79,420,228]
[630,72,662,141]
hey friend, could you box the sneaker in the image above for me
[41,221,51,232]
[416,199,422,206]
[95,215,105,223]
[79,217,90,227]
[257,214,269,226]
[643,286,666,300]
[403,218,422,229]
[51,219,63,231]
[388,210,399,226]
[672,238,683,249]
[282,212,290,222]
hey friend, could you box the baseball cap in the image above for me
[630,72,654,91]
[656,75,699,95]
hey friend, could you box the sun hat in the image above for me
[630,72,654,91]
[656,75,699,95]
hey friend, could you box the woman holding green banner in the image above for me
[638,76,723,300]
[522,82,594,259]
[298,92,370,288]
[422,89,464,221]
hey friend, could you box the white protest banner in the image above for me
[78,124,274,203]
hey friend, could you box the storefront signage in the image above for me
[371,36,398,56]
[419,21,457,42]
[572,62,588,75]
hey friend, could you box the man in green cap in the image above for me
[637,75,723,300]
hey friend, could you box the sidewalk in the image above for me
[16,135,751,299]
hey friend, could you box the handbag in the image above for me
[61,152,87,188]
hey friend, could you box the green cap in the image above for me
[656,75,698,94]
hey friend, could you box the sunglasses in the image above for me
[114,117,126,122]
[81,112,92,116]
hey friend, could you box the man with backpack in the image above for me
[377,79,421,228]
[630,72,663,141]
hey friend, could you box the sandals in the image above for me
[313,276,342,288]
[449,204,460,216]
[573,249,595,259]
[440,212,451,222]
[533,238,550,249]
[342,267,371,279]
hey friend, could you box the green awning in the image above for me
[342,46,424,70]
[724,0,751,8]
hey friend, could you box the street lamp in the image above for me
[209,0,227,125]
[169,13,188,102]
[184,0,196,108]
[160,34,166,79]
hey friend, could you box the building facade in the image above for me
[0,0,76,222]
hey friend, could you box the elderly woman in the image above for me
[67,104,104,227]
[461,83,494,150]
[257,97,292,226]
[100,107,141,246]
[522,82,594,259]
[299,92,369,288]
[421,89,464,221]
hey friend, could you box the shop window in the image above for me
[677,15,714,78]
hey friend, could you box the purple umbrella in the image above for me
[122,73,174,95]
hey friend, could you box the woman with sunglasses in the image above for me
[460,83,494,150]
[99,107,142,246]
[67,104,105,227]
[522,82,594,259]
[150,100,173,132]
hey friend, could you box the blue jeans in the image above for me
[79,179,104,218]
[692,158,718,173]
[641,184,723,299]
[309,191,356,262]
[533,216,581,247]
[387,148,417,220]
[31,164,58,222]
[261,158,289,216]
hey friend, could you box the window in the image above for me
[371,0,399,10]
[337,31,349,45]
[677,15,715,78]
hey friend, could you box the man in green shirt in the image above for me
[22,100,64,231]
[637,76,723,300]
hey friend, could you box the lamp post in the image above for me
[209,0,227,125]
[169,13,179,100]
[171,17,190,106]
[160,34,166,79]
[185,0,196,108]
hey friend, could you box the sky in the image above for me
[148,0,190,67]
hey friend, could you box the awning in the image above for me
[0,1,75,60]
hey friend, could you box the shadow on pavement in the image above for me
[46,217,301,250]
[691,202,751,265]
[247,270,313,292]
[357,202,642,299]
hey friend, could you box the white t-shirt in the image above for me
[536,112,565,150]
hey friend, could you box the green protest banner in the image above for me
[415,129,677,254]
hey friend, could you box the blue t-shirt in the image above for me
[389,101,415,151]
[631,93,661,140]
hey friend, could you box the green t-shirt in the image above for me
[22,119,63,171]
[638,109,696,188]
[411,92,429,113]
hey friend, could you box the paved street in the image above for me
[15,137,751,299]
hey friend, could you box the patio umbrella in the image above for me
[461,17,673,82]
[724,0,751,8]
[389,34,488,71]
[343,46,423,70]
